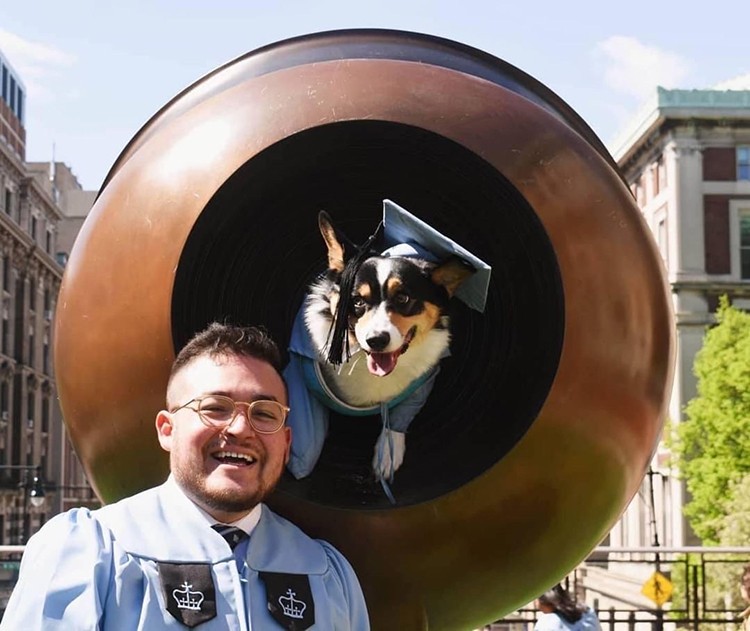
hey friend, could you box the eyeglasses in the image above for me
[170,395,290,434]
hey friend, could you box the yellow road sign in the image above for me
[641,571,673,606]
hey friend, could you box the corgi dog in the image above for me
[301,211,474,480]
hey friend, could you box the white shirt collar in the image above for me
[165,474,263,536]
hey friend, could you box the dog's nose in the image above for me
[366,332,390,351]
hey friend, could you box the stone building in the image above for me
[610,87,750,552]
[576,87,750,617]
[25,160,98,514]
[0,50,96,552]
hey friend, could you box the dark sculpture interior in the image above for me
[171,120,564,509]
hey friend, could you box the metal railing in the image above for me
[486,547,750,630]
[0,545,24,617]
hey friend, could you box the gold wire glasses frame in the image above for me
[170,395,290,434]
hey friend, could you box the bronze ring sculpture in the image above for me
[55,29,674,630]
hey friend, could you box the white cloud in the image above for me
[713,73,750,90]
[0,28,76,99]
[596,36,689,100]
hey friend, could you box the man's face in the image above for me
[156,353,291,523]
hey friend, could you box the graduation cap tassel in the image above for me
[326,222,383,365]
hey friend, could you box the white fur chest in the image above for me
[318,330,449,407]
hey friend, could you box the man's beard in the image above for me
[192,482,265,514]
[173,459,281,516]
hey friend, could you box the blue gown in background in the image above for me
[534,607,602,631]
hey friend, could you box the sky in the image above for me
[0,0,748,192]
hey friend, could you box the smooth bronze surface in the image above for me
[55,30,674,630]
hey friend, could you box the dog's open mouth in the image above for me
[366,327,416,377]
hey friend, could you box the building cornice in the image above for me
[21,176,64,221]
[0,217,63,280]
[672,279,750,296]
[611,87,750,165]
[0,138,27,178]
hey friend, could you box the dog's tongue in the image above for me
[367,352,398,377]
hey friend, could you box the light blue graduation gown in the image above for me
[0,480,369,630]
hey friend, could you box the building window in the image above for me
[28,324,34,368]
[0,381,7,420]
[631,181,644,207]
[26,392,34,430]
[29,277,36,313]
[637,175,646,206]
[739,147,750,181]
[1,312,8,356]
[1,296,8,355]
[30,215,37,241]
[46,228,54,254]
[4,189,11,216]
[2,256,9,292]
[741,211,750,280]
[41,396,49,433]
[655,156,667,194]
[43,335,49,374]
[16,87,23,123]
[731,202,750,280]
[655,210,668,266]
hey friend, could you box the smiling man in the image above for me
[1,323,369,630]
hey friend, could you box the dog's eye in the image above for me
[352,296,366,309]
[394,292,410,305]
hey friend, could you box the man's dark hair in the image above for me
[171,322,283,379]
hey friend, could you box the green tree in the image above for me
[717,474,750,548]
[714,474,750,610]
[674,296,750,544]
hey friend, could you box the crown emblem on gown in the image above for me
[172,581,204,611]
[279,588,307,619]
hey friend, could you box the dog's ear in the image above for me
[318,211,345,273]
[432,257,475,297]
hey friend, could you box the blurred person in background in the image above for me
[740,564,750,630]
[534,583,601,631]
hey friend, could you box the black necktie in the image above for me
[212,524,248,550]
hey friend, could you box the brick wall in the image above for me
[704,194,750,274]
[703,147,735,181]
[704,195,731,273]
